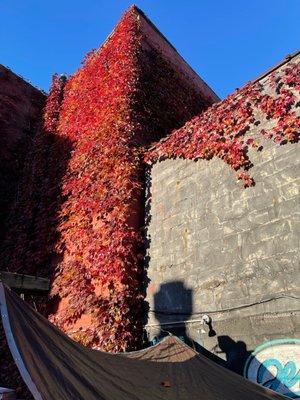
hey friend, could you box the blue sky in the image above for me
[0,0,299,98]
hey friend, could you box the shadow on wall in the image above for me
[149,281,225,365]
[148,280,298,399]
[217,336,252,375]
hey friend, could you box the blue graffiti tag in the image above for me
[244,339,300,399]
[257,358,300,398]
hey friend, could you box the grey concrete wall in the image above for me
[145,135,300,376]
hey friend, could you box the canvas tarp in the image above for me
[0,283,287,400]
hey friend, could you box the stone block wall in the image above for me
[145,135,300,384]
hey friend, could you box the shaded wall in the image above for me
[0,66,45,242]
[0,66,45,399]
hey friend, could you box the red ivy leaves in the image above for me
[49,51,299,352]
[5,8,297,361]
[146,61,300,187]
[44,10,145,352]
[43,5,209,352]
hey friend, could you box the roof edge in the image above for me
[251,49,300,84]
[131,5,220,103]
[0,64,47,97]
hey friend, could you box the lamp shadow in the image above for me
[149,281,225,366]
[148,280,298,399]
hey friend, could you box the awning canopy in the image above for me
[0,283,287,400]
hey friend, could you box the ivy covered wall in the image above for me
[1,6,217,355]
[0,66,45,242]
[0,66,45,399]
[145,55,300,378]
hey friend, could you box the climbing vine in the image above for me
[146,61,300,187]
[45,6,206,351]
